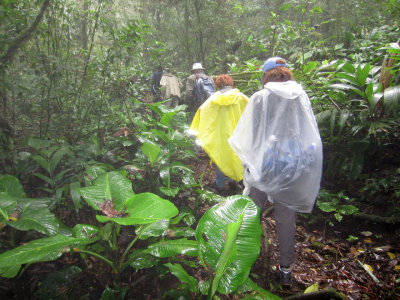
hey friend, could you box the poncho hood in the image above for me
[209,88,243,106]
[264,81,305,99]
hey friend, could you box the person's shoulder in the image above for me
[251,88,267,98]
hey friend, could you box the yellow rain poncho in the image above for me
[190,88,249,181]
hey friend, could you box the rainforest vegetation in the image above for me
[0,0,400,299]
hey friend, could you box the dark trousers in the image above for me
[249,187,296,267]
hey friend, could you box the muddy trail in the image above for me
[188,153,400,300]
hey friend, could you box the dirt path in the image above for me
[193,154,400,299]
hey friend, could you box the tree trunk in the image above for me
[193,0,205,64]
[81,0,89,50]
[184,1,193,69]
[0,0,51,68]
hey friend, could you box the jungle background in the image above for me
[0,0,400,299]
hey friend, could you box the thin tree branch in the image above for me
[0,0,51,68]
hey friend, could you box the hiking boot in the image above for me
[213,182,225,193]
[276,265,291,287]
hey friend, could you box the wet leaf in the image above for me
[196,196,262,295]
[373,245,391,252]
[304,283,319,293]
[360,231,372,237]
[364,238,373,243]
[364,263,374,273]
[387,252,396,259]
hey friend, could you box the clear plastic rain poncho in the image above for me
[228,81,323,213]
[190,88,249,181]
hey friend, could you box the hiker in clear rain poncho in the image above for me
[228,57,323,287]
[189,74,249,192]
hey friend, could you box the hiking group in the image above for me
[150,58,323,288]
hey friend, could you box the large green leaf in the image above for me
[0,225,99,278]
[196,195,262,295]
[164,263,198,293]
[339,109,351,135]
[49,147,68,174]
[27,137,52,150]
[144,238,198,257]
[355,63,370,87]
[128,249,160,270]
[160,111,178,127]
[32,155,50,173]
[159,186,180,197]
[141,142,161,166]
[96,192,178,225]
[79,171,134,211]
[166,227,196,238]
[383,85,400,111]
[0,192,16,221]
[0,176,70,236]
[70,181,82,212]
[135,219,170,239]
[84,165,107,185]
[0,175,26,198]
[237,278,282,300]
[6,198,72,236]
[211,214,243,297]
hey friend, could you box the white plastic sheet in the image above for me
[228,81,323,213]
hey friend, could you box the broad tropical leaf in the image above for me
[0,225,99,278]
[237,278,282,300]
[164,263,198,293]
[6,198,72,236]
[144,238,198,257]
[96,192,178,225]
[141,142,161,166]
[79,171,134,211]
[0,175,26,198]
[128,250,160,270]
[383,86,400,111]
[196,195,262,294]
[0,192,16,221]
[136,219,170,239]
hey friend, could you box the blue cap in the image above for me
[261,57,288,84]
[262,57,288,72]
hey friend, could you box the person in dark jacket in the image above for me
[184,63,214,122]
[151,66,163,101]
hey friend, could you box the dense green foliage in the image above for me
[0,0,399,298]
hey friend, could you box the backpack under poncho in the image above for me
[228,81,323,213]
